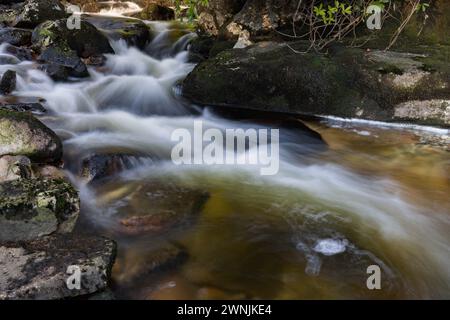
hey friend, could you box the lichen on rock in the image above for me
[0,178,80,242]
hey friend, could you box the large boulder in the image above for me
[0,234,116,299]
[183,42,450,127]
[13,0,67,28]
[0,28,32,46]
[0,109,62,162]
[0,178,79,242]
[32,19,114,58]
[82,15,151,49]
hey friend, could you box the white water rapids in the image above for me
[0,10,449,298]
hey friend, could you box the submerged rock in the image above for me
[183,42,450,127]
[0,109,62,162]
[0,27,32,46]
[0,6,20,26]
[1,44,33,61]
[0,234,116,300]
[82,15,151,49]
[0,178,79,242]
[0,155,32,182]
[0,69,16,95]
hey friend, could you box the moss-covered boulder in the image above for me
[0,234,116,299]
[0,109,62,162]
[13,0,67,28]
[0,178,79,242]
[32,19,114,58]
[82,15,151,49]
[0,27,32,46]
[183,42,450,127]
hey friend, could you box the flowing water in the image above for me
[0,5,449,299]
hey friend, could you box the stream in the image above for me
[0,4,449,299]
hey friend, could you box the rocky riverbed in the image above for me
[0,0,449,300]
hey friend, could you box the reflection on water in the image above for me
[1,15,449,299]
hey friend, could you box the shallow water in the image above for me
[1,10,449,299]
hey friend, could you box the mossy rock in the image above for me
[0,178,80,242]
[0,109,63,162]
